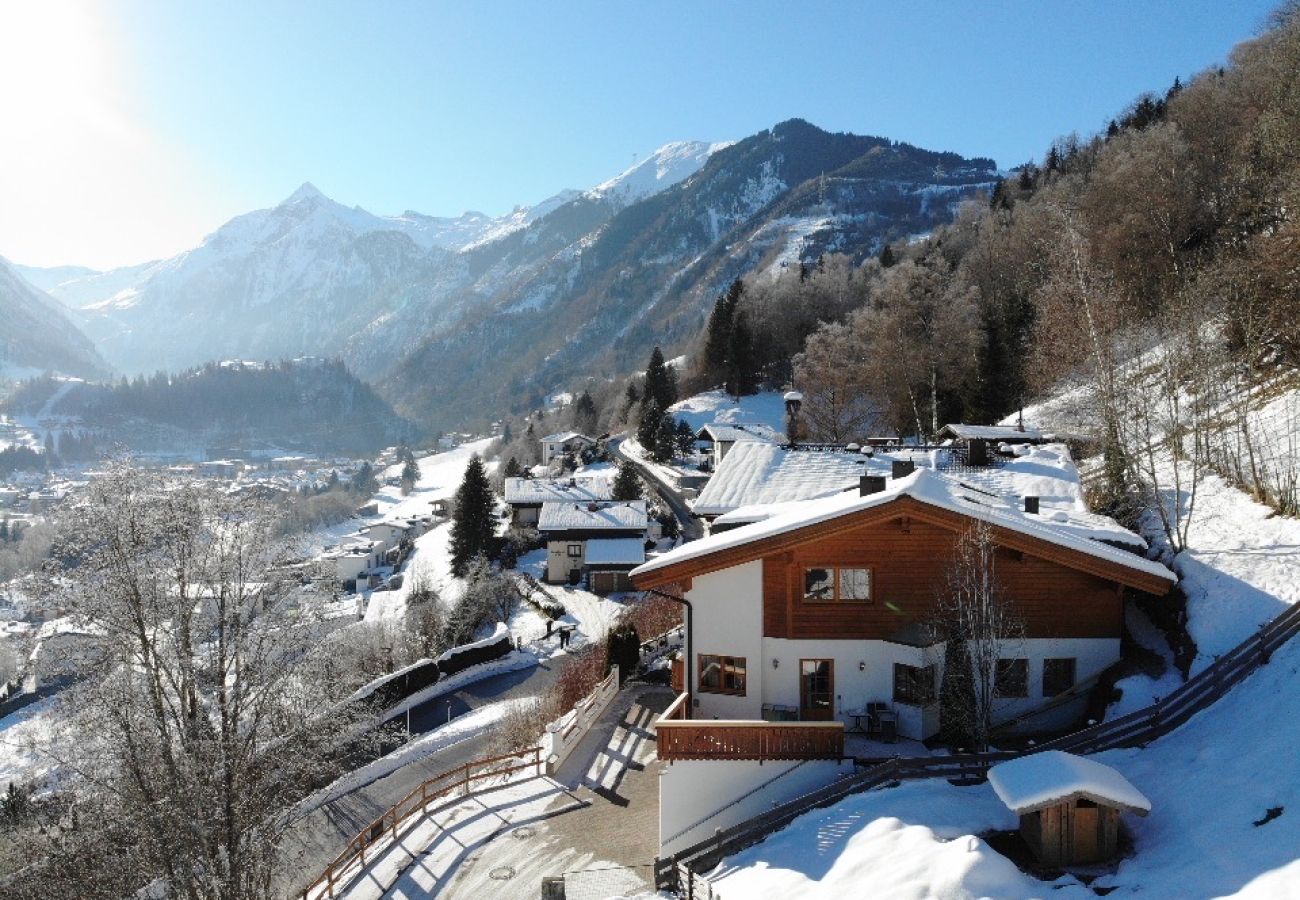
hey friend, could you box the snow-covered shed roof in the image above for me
[540,431,595,445]
[988,751,1151,816]
[504,476,612,505]
[939,423,1045,442]
[584,537,647,566]
[539,500,647,532]
[633,468,1173,591]
[696,422,780,444]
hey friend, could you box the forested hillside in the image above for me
[3,358,415,455]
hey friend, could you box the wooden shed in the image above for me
[988,751,1150,867]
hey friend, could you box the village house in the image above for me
[539,431,596,467]
[324,538,383,589]
[502,475,613,527]
[694,422,779,469]
[537,500,648,585]
[635,457,1173,855]
[634,459,1172,740]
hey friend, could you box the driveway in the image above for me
[278,652,568,897]
[607,438,703,543]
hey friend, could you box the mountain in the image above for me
[585,140,733,207]
[383,120,997,427]
[9,263,101,294]
[0,259,111,380]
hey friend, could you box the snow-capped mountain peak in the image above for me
[587,139,733,206]
[282,181,327,205]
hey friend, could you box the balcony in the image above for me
[655,692,845,762]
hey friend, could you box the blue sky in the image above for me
[0,0,1279,269]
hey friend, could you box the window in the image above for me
[698,654,747,696]
[995,658,1029,698]
[566,543,582,557]
[893,663,936,705]
[803,567,873,602]
[1043,658,1077,697]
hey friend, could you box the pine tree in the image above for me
[878,243,896,268]
[351,461,378,495]
[644,347,677,411]
[637,398,662,454]
[621,381,641,420]
[450,454,496,578]
[572,390,599,436]
[653,413,678,463]
[674,418,696,457]
[400,456,419,495]
[611,461,642,501]
[503,457,522,478]
[725,311,757,399]
[702,279,743,386]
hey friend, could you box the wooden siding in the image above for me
[761,516,1123,640]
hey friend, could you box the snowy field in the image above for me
[668,389,788,435]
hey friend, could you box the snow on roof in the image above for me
[940,423,1044,441]
[634,468,1172,584]
[696,422,780,444]
[504,476,612,505]
[539,500,647,532]
[988,751,1151,815]
[584,537,647,566]
[691,442,877,516]
[540,431,595,445]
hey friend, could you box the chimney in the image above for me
[1024,496,1040,515]
[860,475,887,496]
[891,459,915,479]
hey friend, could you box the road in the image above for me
[277,651,568,897]
[607,437,704,543]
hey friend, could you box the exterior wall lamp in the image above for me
[859,661,866,672]
[772,658,780,669]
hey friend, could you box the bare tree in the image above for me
[16,465,376,900]
[933,519,1024,751]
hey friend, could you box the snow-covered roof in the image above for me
[988,751,1151,816]
[539,500,647,532]
[584,537,647,566]
[696,422,780,444]
[692,442,878,516]
[634,467,1173,586]
[940,423,1044,441]
[504,476,612,505]
[540,431,595,445]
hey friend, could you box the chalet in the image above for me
[695,422,779,469]
[539,431,596,466]
[988,751,1150,866]
[503,475,613,527]
[324,538,382,589]
[632,465,1173,743]
[938,423,1047,466]
[538,500,647,584]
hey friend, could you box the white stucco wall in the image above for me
[991,637,1119,728]
[546,539,584,583]
[687,561,765,720]
[659,758,851,856]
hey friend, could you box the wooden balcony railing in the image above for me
[657,717,844,762]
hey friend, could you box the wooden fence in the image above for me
[655,597,1300,894]
[300,746,542,899]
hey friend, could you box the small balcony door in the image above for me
[799,659,834,721]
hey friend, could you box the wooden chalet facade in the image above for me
[632,469,1174,747]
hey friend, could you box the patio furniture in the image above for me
[866,701,889,737]
[845,708,870,735]
[876,709,898,743]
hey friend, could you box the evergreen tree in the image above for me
[501,421,513,443]
[652,413,678,463]
[605,620,640,684]
[702,279,743,386]
[938,637,977,747]
[327,470,340,491]
[611,461,642,501]
[351,461,378,495]
[636,398,662,454]
[400,456,420,495]
[643,347,677,411]
[674,418,696,457]
[621,380,641,420]
[878,243,896,268]
[450,454,496,578]
[725,311,757,399]
[572,390,599,436]
[503,457,522,478]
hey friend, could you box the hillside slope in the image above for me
[0,260,110,380]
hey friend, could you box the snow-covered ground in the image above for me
[668,389,788,435]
